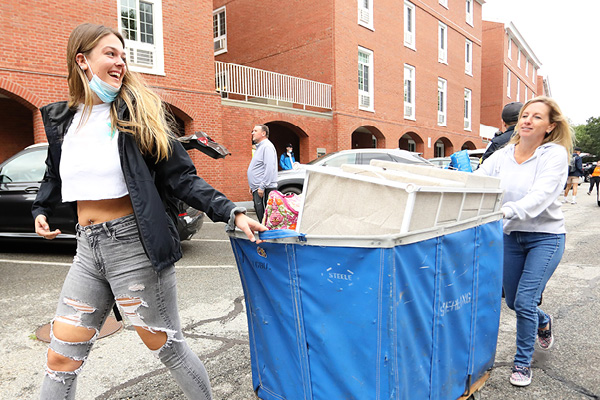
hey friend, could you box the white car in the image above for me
[277,148,432,194]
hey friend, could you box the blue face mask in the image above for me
[84,55,121,103]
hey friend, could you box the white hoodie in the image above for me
[475,142,568,234]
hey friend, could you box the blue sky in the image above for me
[482,0,600,125]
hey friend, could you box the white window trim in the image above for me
[439,0,448,9]
[525,60,529,77]
[517,50,521,68]
[213,6,227,56]
[358,46,374,112]
[438,22,448,64]
[466,0,474,26]
[524,87,528,102]
[437,77,447,126]
[465,39,473,76]
[507,38,512,60]
[507,70,511,98]
[464,88,472,131]
[404,1,416,50]
[358,0,374,30]
[119,0,165,76]
[516,78,521,102]
[404,64,416,120]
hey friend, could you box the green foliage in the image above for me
[573,116,600,159]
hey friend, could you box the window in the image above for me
[465,39,472,75]
[404,1,416,49]
[516,78,521,102]
[464,88,472,131]
[358,47,374,111]
[438,22,448,64]
[507,38,512,60]
[404,64,415,119]
[524,87,528,102]
[213,6,227,55]
[517,50,521,68]
[439,0,448,8]
[325,153,357,167]
[437,78,447,126]
[0,149,46,183]
[507,70,511,97]
[358,0,373,29]
[407,139,416,152]
[465,0,473,26]
[119,0,164,74]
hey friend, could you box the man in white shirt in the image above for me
[247,124,278,222]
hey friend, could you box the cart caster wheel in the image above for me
[466,391,481,400]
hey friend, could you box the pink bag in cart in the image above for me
[263,190,300,230]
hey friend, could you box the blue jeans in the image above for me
[503,231,565,367]
[40,214,212,400]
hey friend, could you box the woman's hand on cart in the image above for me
[235,213,268,244]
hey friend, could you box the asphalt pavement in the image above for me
[0,192,599,399]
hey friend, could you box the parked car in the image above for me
[277,148,433,195]
[428,156,480,171]
[0,143,203,241]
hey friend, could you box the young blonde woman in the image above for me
[33,23,265,399]
[476,96,574,387]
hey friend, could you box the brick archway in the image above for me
[0,78,42,110]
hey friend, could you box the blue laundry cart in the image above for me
[229,214,503,400]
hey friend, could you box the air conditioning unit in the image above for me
[405,32,413,45]
[360,94,371,108]
[404,104,413,117]
[214,38,225,52]
[359,9,370,24]
[129,48,154,67]
[464,120,471,130]
[438,113,445,125]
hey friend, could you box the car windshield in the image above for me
[0,149,47,183]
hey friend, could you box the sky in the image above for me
[481,0,600,125]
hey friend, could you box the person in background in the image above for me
[279,143,296,170]
[475,96,573,387]
[588,161,600,196]
[34,23,265,400]
[247,124,278,222]
[479,101,523,165]
[563,147,583,204]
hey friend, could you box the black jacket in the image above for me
[32,100,237,272]
[480,124,516,164]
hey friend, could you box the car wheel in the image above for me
[280,186,302,195]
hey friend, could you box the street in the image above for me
[1,192,599,399]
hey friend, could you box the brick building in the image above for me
[1,0,489,202]
[480,21,550,130]
[214,0,487,166]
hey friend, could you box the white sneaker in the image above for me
[571,199,577,204]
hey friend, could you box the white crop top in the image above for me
[60,103,129,202]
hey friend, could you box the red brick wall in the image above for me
[332,0,485,156]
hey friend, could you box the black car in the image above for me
[0,143,203,241]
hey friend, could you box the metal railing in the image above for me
[215,61,332,110]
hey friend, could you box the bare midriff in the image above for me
[77,195,134,226]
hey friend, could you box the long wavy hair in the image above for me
[509,96,574,157]
[66,23,173,161]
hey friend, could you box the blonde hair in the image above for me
[509,96,574,156]
[66,23,173,161]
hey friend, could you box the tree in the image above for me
[573,116,600,159]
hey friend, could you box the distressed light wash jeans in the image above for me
[502,231,565,368]
[40,214,212,400]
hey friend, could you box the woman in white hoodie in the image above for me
[476,96,574,387]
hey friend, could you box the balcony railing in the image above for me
[215,61,332,110]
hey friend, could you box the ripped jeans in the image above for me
[40,214,212,400]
